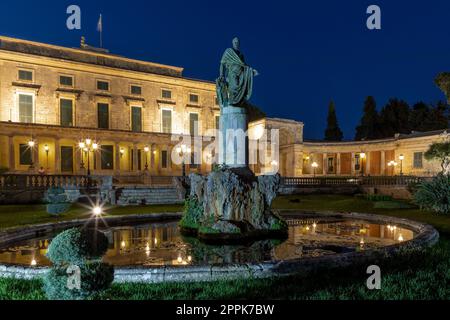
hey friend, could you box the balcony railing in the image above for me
[0,174,91,190]
[281,175,431,187]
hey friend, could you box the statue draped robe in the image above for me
[216,48,255,107]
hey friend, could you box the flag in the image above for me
[97,14,102,33]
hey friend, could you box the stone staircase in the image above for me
[116,186,183,205]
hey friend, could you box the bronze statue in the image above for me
[216,37,258,107]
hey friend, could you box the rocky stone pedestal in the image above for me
[179,166,287,243]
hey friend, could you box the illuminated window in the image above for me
[131,106,142,132]
[131,85,142,95]
[19,144,32,165]
[413,152,423,168]
[189,94,199,104]
[60,99,73,126]
[59,75,73,87]
[161,150,168,168]
[18,70,33,81]
[61,146,73,172]
[189,113,199,136]
[18,94,33,123]
[101,145,114,170]
[97,80,109,91]
[97,103,109,129]
[162,109,172,133]
[162,89,172,99]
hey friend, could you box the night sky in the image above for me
[1,0,450,140]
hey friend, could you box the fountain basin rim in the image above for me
[0,211,439,283]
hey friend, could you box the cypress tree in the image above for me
[324,100,343,141]
[355,96,380,140]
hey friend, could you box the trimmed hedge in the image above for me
[44,228,113,300]
[46,228,108,266]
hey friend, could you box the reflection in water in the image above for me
[0,219,414,267]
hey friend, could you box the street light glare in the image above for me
[93,206,102,216]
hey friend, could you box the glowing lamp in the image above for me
[93,206,102,216]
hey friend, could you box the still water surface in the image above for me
[0,218,414,267]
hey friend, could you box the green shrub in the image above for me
[179,196,204,229]
[46,228,108,266]
[43,262,114,300]
[363,194,393,202]
[44,228,113,300]
[413,174,450,214]
[373,200,414,209]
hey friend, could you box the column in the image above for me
[132,144,138,172]
[95,148,101,173]
[151,144,156,171]
[336,153,341,175]
[8,136,14,172]
[322,153,327,175]
[55,139,61,174]
[365,152,371,176]
[74,143,81,174]
[351,152,355,176]
[293,150,303,177]
[115,142,121,175]
[380,151,386,176]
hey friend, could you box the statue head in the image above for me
[232,37,240,50]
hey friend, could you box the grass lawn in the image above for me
[0,203,183,230]
[0,194,449,300]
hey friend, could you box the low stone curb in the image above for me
[0,211,439,283]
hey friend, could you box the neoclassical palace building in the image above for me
[0,36,446,178]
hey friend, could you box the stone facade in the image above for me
[0,35,446,179]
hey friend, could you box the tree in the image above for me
[430,100,449,130]
[324,100,343,141]
[409,102,431,132]
[424,141,450,175]
[355,96,380,140]
[379,98,410,137]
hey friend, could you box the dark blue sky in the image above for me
[1,0,450,139]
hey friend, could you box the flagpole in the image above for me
[99,14,103,48]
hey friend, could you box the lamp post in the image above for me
[144,146,150,170]
[311,161,318,177]
[399,154,404,175]
[270,160,278,174]
[27,139,35,169]
[79,138,99,178]
[176,144,191,177]
[44,144,49,170]
[360,152,366,176]
[387,160,398,176]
